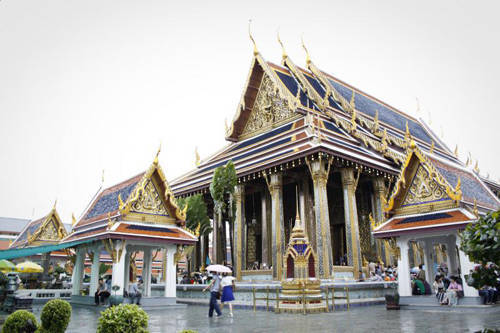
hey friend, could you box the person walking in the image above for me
[220,273,236,317]
[203,272,222,318]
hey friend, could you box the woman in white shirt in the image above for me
[220,273,236,317]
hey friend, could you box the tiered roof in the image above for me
[62,156,197,246]
[10,206,67,249]
[373,140,500,238]
[172,49,459,195]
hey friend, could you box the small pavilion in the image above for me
[61,154,197,306]
[9,205,69,272]
[373,140,500,297]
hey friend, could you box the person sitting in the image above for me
[95,278,110,305]
[433,275,446,304]
[412,277,425,295]
[445,276,463,306]
[127,277,142,305]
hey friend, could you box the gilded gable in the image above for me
[37,218,60,241]
[130,179,168,216]
[402,165,449,207]
[240,75,296,139]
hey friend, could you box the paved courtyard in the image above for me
[26,304,500,333]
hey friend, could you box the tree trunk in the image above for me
[229,220,234,268]
[220,214,227,265]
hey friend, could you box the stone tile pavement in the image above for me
[26,303,500,333]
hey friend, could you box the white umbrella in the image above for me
[206,264,232,273]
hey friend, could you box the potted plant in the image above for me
[384,282,400,310]
[109,285,123,306]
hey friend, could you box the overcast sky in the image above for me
[1,0,499,223]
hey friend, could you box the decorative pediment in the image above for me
[384,141,462,215]
[27,208,67,246]
[37,218,61,241]
[119,157,186,225]
[240,74,296,139]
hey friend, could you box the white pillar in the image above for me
[124,250,131,292]
[143,248,152,297]
[446,236,459,275]
[397,237,411,296]
[164,244,176,298]
[89,246,101,295]
[422,239,433,285]
[72,248,85,296]
[456,237,478,297]
[111,241,127,296]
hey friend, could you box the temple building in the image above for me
[9,206,69,270]
[0,217,30,250]
[62,154,197,305]
[171,40,500,282]
[373,140,500,297]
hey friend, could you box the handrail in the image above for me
[251,285,350,313]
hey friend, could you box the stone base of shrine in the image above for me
[70,295,186,310]
[399,295,498,310]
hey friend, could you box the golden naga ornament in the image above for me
[195,147,201,167]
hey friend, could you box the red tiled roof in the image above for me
[374,209,473,237]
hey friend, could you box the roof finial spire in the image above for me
[195,147,201,167]
[248,19,259,56]
[301,35,311,65]
[277,29,287,62]
[72,213,77,226]
[350,90,356,109]
[154,142,161,164]
[474,160,480,174]
[53,199,57,210]
[101,169,105,186]
[454,144,459,158]
[295,186,300,221]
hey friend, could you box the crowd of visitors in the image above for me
[364,261,398,282]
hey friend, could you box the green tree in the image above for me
[99,263,111,277]
[177,194,212,271]
[209,160,237,266]
[460,210,500,265]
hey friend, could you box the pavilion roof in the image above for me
[10,206,68,249]
[65,156,197,245]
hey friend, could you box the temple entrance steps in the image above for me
[399,296,498,310]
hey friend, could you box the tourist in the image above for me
[220,273,236,317]
[128,277,142,305]
[95,278,110,305]
[417,264,426,282]
[368,271,382,282]
[412,277,425,295]
[433,275,446,304]
[203,272,222,318]
[445,276,463,306]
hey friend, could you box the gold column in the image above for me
[372,177,390,265]
[308,158,333,279]
[234,184,245,281]
[341,168,362,279]
[266,173,285,280]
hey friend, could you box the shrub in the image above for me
[179,331,198,333]
[1,310,38,333]
[38,299,72,333]
[97,304,149,333]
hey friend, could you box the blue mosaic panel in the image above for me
[229,123,294,152]
[397,212,451,224]
[85,182,138,220]
[293,243,307,255]
[14,219,43,244]
[304,74,342,110]
[328,79,438,147]
[435,165,499,208]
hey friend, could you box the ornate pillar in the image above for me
[372,177,388,264]
[267,173,285,280]
[397,237,411,296]
[234,184,245,281]
[200,235,206,269]
[261,190,270,267]
[123,249,131,292]
[89,245,101,296]
[300,177,314,247]
[71,247,85,296]
[422,239,433,285]
[111,241,127,296]
[164,244,176,298]
[143,248,152,297]
[341,168,362,278]
[309,159,333,279]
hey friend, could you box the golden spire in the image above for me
[473,198,479,218]
[248,20,259,56]
[277,30,287,61]
[224,118,229,133]
[350,109,357,132]
[71,213,77,226]
[301,35,311,65]
[195,147,201,167]
[53,199,57,210]
[465,156,470,167]
[373,110,379,132]
[454,144,459,158]
[154,143,161,165]
[430,140,435,154]
[474,160,480,174]
[455,177,461,192]
[350,90,356,109]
